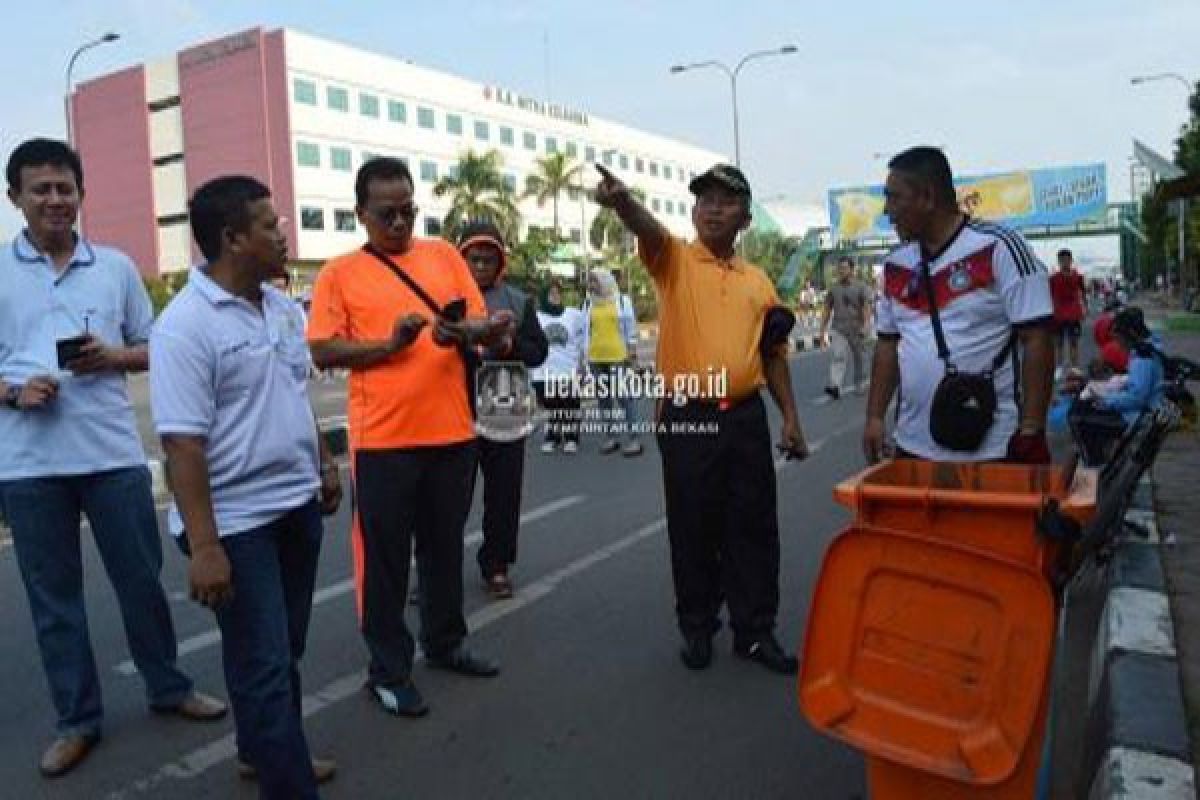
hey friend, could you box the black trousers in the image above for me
[475,437,526,576]
[532,380,581,444]
[656,394,780,641]
[355,442,477,687]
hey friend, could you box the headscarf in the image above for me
[588,268,619,303]
[540,282,564,315]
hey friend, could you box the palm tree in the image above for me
[433,149,520,243]
[523,152,582,240]
[589,188,646,254]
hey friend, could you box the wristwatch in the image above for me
[4,384,22,410]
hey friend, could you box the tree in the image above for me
[523,152,582,239]
[508,227,558,288]
[739,229,798,285]
[589,188,646,255]
[433,149,520,243]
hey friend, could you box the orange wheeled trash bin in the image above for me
[799,460,1095,799]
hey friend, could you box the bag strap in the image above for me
[921,261,1014,375]
[362,244,444,317]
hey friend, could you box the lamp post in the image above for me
[1131,72,1194,294]
[669,45,798,167]
[65,32,120,145]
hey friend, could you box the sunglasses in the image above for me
[367,204,420,227]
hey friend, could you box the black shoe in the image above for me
[369,680,429,717]
[679,634,713,670]
[734,635,798,675]
[823,386,841,401]
[427,647,500,677]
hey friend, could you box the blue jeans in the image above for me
[177,500,323,800]
[0,466,192,737]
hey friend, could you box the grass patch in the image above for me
[1166,313,1200,333]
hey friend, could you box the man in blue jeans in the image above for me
[151,175,343,798]
[0,139,227,777]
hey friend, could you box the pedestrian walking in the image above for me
[819,256,874,399]
[1049,248,1088,372]
[583,268,643,456]
[532,281,586,454]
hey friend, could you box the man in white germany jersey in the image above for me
[862,146,1056,464]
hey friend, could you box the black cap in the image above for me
[1112,306,1149,341]
[688,164,752,200]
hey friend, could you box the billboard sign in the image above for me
[828,163,1107,242]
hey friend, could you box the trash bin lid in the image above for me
[799,525,1055,785]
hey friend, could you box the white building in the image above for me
[72,27,727,275]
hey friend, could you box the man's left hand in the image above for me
[1006,430,1051,464]
[319,465,343,516]
[66,335,124,374]
[777,418,810,461]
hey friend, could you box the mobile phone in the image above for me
[56,334,90,368]
[442,298,467,323]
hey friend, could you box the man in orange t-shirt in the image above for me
[308,158,511,718]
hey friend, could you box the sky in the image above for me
[2,0,1198,265]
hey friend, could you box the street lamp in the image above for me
[669,44,798,167]
[1130,73,1193,93]
[65,32,120,145]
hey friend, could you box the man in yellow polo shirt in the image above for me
[594,163,809,675]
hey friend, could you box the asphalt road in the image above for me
[0,342,874,800]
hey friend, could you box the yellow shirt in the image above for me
[587,301,627,363]
[640,236,780,400]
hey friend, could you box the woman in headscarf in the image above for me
[583,268,643,456]
[531,281,586,453]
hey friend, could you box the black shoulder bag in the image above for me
[363,243,464,323]
[922,262,1015,452]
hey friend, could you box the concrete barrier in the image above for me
[1080,474,1196,799]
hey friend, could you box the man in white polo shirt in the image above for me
[151,176,342,798]
[864,146,1055,464]
[0,138,226,778]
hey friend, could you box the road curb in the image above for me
[1081,476,1197,799]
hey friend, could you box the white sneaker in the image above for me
[563,441,578,454]
[540,441,556,454]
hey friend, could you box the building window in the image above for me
[300,206,325,230]
[296,141,320,168]
[474,120,489,141]
[565,141,577,158]
[420,161,438,182]
[619,153,629,170]
[335,210,357,232]
[664,165,673,180]
[585,146,596,162]
[446,114,463,135]
[651,198,661,212]
[503,173,517,192]
[155,213,189,226]
[417,107,435,129]
[500,126,514,146]
[603,150,614,166]
[424,217,443,236]
[649,161,659,177]
[567,186,581,201]
[665,200,674,214]
[569,228,581,244]
[326,86,349,112]
[546,136,558,154]
[360,93,380,118]
[523,132,537,150]
[448,165,460,181]
[388,100,407,123]
[292,78,317,106]
[331,147,352,172]
[635,158,645,174]
[147,95,181,112]
[679,167,686,182]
